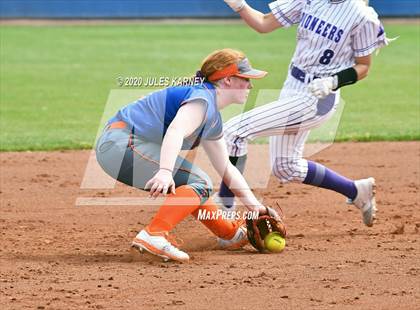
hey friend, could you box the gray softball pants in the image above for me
[95,126,213,204]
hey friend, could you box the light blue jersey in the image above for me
[108,82,223,150]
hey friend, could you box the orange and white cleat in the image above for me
[131,229,189,263]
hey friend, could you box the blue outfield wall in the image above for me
[0,0,419,19]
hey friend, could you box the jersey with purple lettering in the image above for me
[269,0,388,78]
[223,0,389,183]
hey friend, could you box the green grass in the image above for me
[0,23,419,151]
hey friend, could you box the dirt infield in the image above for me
[1,142,419,309]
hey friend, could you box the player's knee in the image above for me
[272,158,305,183]
[223,115,243,139]
[223,126,236,143]
[189,178,213,205]
[272,165,292,183]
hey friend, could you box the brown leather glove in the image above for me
[246,206,286,253]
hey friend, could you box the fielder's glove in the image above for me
[246,206,287,253]
[308,76,338,99]
[224,0,246,12]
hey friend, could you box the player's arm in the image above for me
[145,101,206,197]
[224,0,282,33]
[202,137,266,213]
[238,5,282,33]
[353,54,372,81]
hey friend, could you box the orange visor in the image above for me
[208,58,268,82]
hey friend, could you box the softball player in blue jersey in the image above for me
[95,49,280,262]
[220,0,390,226]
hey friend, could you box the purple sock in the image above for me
[303,161,357,200]
[219,155,247,208]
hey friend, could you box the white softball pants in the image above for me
[224,84,340,184]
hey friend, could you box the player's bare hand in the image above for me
[260,206,281,220]
[144,169,176,198]
[224,0,246,12]
[308,76,337,99]
[248,205,280,220]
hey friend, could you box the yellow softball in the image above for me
[264,232,286,253]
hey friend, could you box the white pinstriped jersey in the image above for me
[269,0,388,78]
[223,0,390,168]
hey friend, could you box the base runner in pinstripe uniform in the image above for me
[220,0,390,226]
